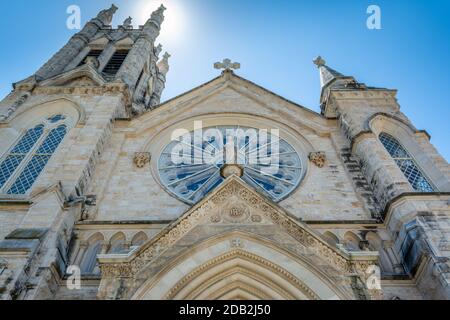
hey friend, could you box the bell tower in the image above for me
[18,4,171,115]
[0,4,172,300]
[316,56,450,299]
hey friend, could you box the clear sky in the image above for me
[0,0,449,161]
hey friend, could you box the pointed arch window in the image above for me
[0,115,68,195]
[379,133,434,192]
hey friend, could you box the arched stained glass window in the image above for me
[0,125,44,189]
[0,115,68,195]
[379,133,434,192]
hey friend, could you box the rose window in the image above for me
[158,126,304,204]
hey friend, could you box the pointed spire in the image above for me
[313,56,347,88]
[143,4,166,39]
[95,4,118,26]
[157,52,171,76]
[149,4,166,27]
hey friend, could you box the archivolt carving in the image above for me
[206,280,273,300]
[164,249,320,300]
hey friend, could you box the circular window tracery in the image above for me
[158,126,304,204]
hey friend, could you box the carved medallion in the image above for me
[309,152,326,168]
[251,215,262,223]
[222,199,250,223]
[134,152,151,168]
[210,215,221,223]
[230,238,244,249]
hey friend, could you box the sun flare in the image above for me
[133,0,186,43]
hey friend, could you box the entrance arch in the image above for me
[131,233,348,300]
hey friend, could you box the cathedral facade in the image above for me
[0,5,449,300]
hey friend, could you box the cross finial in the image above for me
[214,58,241,71]
[313,56,326,67]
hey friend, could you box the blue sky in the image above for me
[0,0,449,161]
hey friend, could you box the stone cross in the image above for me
[214,59,241,71]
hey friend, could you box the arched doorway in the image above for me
[131,233,348,300]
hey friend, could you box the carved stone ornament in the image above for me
[122,16,133,29]
[98,177,378,280]
[134,152,151,168]
[230,238,244,249]
[220,164,244,178]
[214,58,241,71]
[96,4,118,26]
[223,203,250,223]
[0,93,30,122]
[309,152,326,168]
[85,56,99,69]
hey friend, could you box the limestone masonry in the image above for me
[0,4,449,300]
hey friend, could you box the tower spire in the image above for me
[313,56,366,105]
[313,56,371,116]
[150,4,166,26]
[35,4,119,80]
[313,56,346,89]
[143,4,166,39]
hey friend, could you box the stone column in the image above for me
[382,240,404,274]
[74,241,88,267]
[97,43,117,72]
[115,36,154,90]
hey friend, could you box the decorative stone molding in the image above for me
[0,93,30,122]
[134,152,151,168]
[164,250,320,300]
[98,177,378,280]
[220,164,244,178]
[32,82,129,97]
[309,152,326,168]
[221,201,250,223]
[85,56,100,69]
[251,215,262,223]
[230,239,244,249]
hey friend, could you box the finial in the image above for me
[149,4,166,26]
[123,16,132,28]
[157,52,171,76]
[214,59,241,71]
[313,56,326,68]
[96,4,119,26]
[154,44,163,57]
[158,4,167,12]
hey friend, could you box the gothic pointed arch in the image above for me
[97,176,380,300]
[369,114,448,191]
[131,232,148,247]
[108,232,127,254]
[131,234,333,300]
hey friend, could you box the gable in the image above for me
[134,71,333,137]
[98,176,378,277]
[37,66,106,88]
[97,176,380,300]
